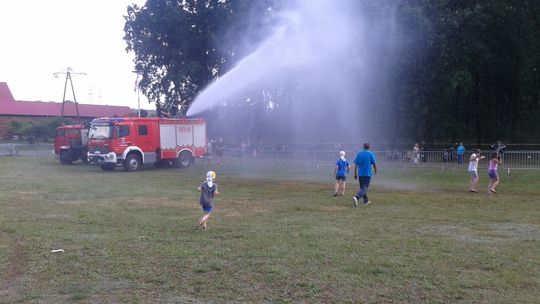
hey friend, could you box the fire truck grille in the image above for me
[88,147,110,154]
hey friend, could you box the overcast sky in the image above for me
[0,0,153,109]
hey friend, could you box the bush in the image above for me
[8,117,74,141]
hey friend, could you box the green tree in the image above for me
[124,0,278,116]
[124,0,540,143]
[395,0,540,143]
[8,120,32,137]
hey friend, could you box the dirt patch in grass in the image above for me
[377,180,430,192]
[420,223,540,244]
[488,223,540,241]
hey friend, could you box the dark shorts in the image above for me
[202,206,213,213]
[336,176,346,181]
[488,170,498,179]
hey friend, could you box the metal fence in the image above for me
[2,142,540,170]
[0,143,54,158]
[0,144,18,156]
[221,148,540,170]
[374,150,540,169]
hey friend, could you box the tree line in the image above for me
[124,0,540,143]
[3,117,73,142]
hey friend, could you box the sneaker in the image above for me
[469,189,477,193]
[490,188,497,194]
[333,193,338,197]
[352,196,358,207]
[364,201,371,205]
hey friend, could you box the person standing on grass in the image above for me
[457,142,466,165]
[412,143,420,164]
[333,151,350,197]
[215,137,225,165]
[198,171,219,229]
[353,143,377,207]
[468,149,485,193]
[487,152,502,194]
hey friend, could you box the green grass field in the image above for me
[0,157,539,303]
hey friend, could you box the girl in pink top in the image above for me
[487,152,502,194]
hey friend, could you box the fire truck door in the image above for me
[136,124,157,163]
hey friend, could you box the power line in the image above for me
[53,67,87,119]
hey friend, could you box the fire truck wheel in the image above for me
[178,151,193,168]
[59,150,73,165]
[124,154,142,171]
[100,164,116,171]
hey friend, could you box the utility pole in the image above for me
[133,71,141,117]
[53,67,87,119]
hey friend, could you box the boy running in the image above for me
[198,171,219,229]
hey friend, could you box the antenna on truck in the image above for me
[53,67,87,119]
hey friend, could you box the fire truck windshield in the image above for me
[89,124,113,140]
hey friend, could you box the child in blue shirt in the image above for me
[333,151,350,196]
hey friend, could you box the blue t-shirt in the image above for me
[335,159,349,177]
[457,145,465,155]
[354,150,376,177]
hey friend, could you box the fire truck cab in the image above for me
[87,117,207,171]
[54,124,89,164]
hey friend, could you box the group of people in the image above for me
[468,149,502,194]
[333,143,377,207]
[196,142,378,230]
[206,137,226,165]
[442,142,466,164]
[196,141,504,230]
[445,142,504,193]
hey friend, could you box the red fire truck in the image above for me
[87,117,207,171]
[54,124,89,165]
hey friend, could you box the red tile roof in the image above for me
[0,82,15,102]
[0,100,134,117]
[0,82,134,118]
